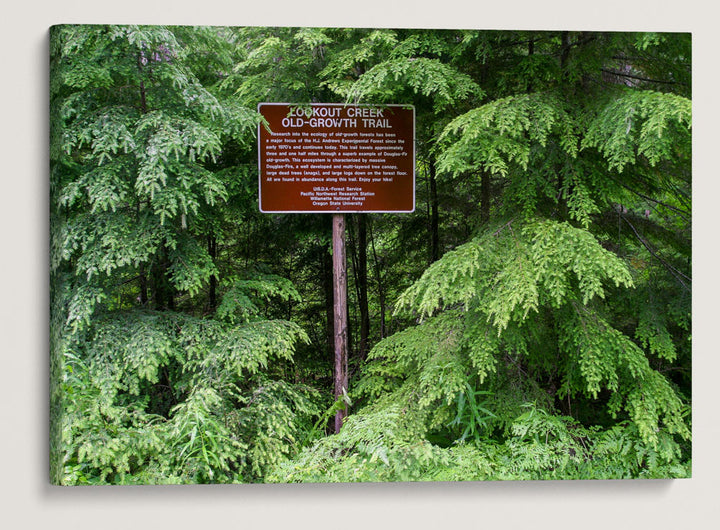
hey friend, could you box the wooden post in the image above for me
[332,213,348,433]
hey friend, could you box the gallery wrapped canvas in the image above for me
[49,24,691,485]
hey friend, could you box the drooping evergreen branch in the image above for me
[607,173,690,221]
[621,214,691,290]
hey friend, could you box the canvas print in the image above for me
[49,25,691,485]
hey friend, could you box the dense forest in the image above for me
[49,25,691,484]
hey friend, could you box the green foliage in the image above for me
[389,217,688,447]
[167,387,246,483]
[52,23,259,315]
[167,233,220,295]
[437,93,578,178]
[270,400,689,483]
[358,312,464,399]
[51,26,691,485]
[343,57,481,110]
[216,271,302,324]
[318,29,400,100]
[447,383,496,443]
[233,380,321,479]
[225,26,339,105]
[267,398,450,483]
[59,350,169,484]
[635,307,678,362]
[59,311,319,484]
[397,220,633,329]
[582,90,691,172]
[50,24,323,485]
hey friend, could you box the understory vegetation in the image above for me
[50,25,691,484]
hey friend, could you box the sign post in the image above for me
[258,103,415,433]
[332,213,348,433]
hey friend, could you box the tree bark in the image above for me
[208,232,218,310]
[151,245,175,311]
[429,158,440,263]
[322,236,334,360]
[332,214,349,433]
[560,31,571,77]
[139,265,148,305]
[480,169,491,224]
[527,37,535,93]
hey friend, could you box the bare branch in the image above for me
[600,68,683,86]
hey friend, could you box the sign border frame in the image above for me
[257,102,416,214]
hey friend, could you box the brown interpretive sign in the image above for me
[258,103,415,213]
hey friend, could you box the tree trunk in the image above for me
[560,31,571,77]
[527,37,535,93]
[150,242,175,311]
[480,169,491,224]
[322,236,334,360]
[429,158,440,263]
[139,265,148,305]
[208,232,218,311]
[164,245,175,310]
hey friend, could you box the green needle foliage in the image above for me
[50,25,322,485]
[271,30,691,482]
[51,26,691,484]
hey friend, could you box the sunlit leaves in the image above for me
[270,398,688,483]
[528,220,633,306]
[395,237,487,320]
[59,310,315,484]
[438,93,578,178]
[216,272,302,324]
[344,57,481,109]
[168,233,219,295]
[622,371,690,445]
[268,396,449,483]
[365,311,467,408]
[385,216,685,447]
[169,387,245,483]
[234,380,321,479]
[582,90,691,172]
[203,320,309,380]
[62,211,166,280]
[397,220,633,331]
